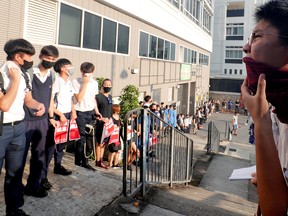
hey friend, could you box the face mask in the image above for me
[243,57,288,123]
[20,60,33,70]
[84,73,93,80]
[67,67,75,76]
[41,60,55,69]
[103,87,111,93]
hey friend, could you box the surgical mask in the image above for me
[20,60,33,70]
[84,73,93,79]
[67,67,75,76]
[103,87,111,93]
[41,60,55,69]
[243,56,288,123]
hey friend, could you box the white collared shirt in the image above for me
[0,61,28,123]
[53,76,75,113]
[31,65,52,83]
[271,111,288,186]
[72,77,98,112]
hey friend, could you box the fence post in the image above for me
[169,127,174,188]
[185,138,190,186]
[141,108,147,197]
[206,121,212,154]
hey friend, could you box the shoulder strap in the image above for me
[0,72,6,95]
[21,70,32,92]
[0,72,4,136]
[51,70,56,84]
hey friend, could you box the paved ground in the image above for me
[0,112,258,216]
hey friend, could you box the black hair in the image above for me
[102,78,112,87]
[4,38,35,60]
[40,45,59,58]
[144,95,151,103]
[80,62,95,73]
[255,0,288,44]
[54,58,72,73]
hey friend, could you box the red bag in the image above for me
[54,121,69,144]
[108,126,120,146]
[100,118,114,143]
[69,119,80,141]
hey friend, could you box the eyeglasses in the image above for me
[247,31,288,46]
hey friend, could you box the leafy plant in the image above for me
[96,77,104,92]
[119,85,140,118]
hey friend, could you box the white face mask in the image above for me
[84,73,93,80]
[67,67,75,76]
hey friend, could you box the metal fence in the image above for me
[122,108,193,197]
[206,121,220,154]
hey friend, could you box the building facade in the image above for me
[210,0,268,100]
[0,0,213,115]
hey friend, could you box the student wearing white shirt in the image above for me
[41,58,76,191]
[72,62,101,171]
[22,45,59,199]
[0,39,45,216]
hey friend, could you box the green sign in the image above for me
[180,64,191,81]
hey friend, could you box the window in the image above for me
[168,87,174,101]
[240,69,243,75]
[226,1,245,17]
[225,46,243,63]
[83,12,101,50]
[171,43,176,61]
[102,18,117,52]
[226,23,244,40]
[152,89,161,103]
[180,46,197,64]
[117,24,129,54]
[157,38,164,59]
[149,35,157,58]
[226,23,244,36]
[139,32,149,57]
[202,7,211,33]
[224,69,227,74]
[58,4,82,47]
[199,53,209,65]
[164,41,171,60]
[183,0,200,23]
[58,3,129,54]
[234,69,237,74]
[229,69,232,74]
[139,31,175,61]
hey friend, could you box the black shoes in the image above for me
[24,186,48,198]
[81,163,95,171]
[6,209,30,216]
[40,178,53,190]
[54,165,72,176]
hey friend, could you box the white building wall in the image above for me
[211,0,268,79]
[102,0,213,52]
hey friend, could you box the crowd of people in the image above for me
[1,1,288,214]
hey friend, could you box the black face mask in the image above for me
[103,87,111,93]
[20,60,33,71]
[41,60,55,69]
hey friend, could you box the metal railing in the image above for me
[122,108,193,197]
[206,121,220,154]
